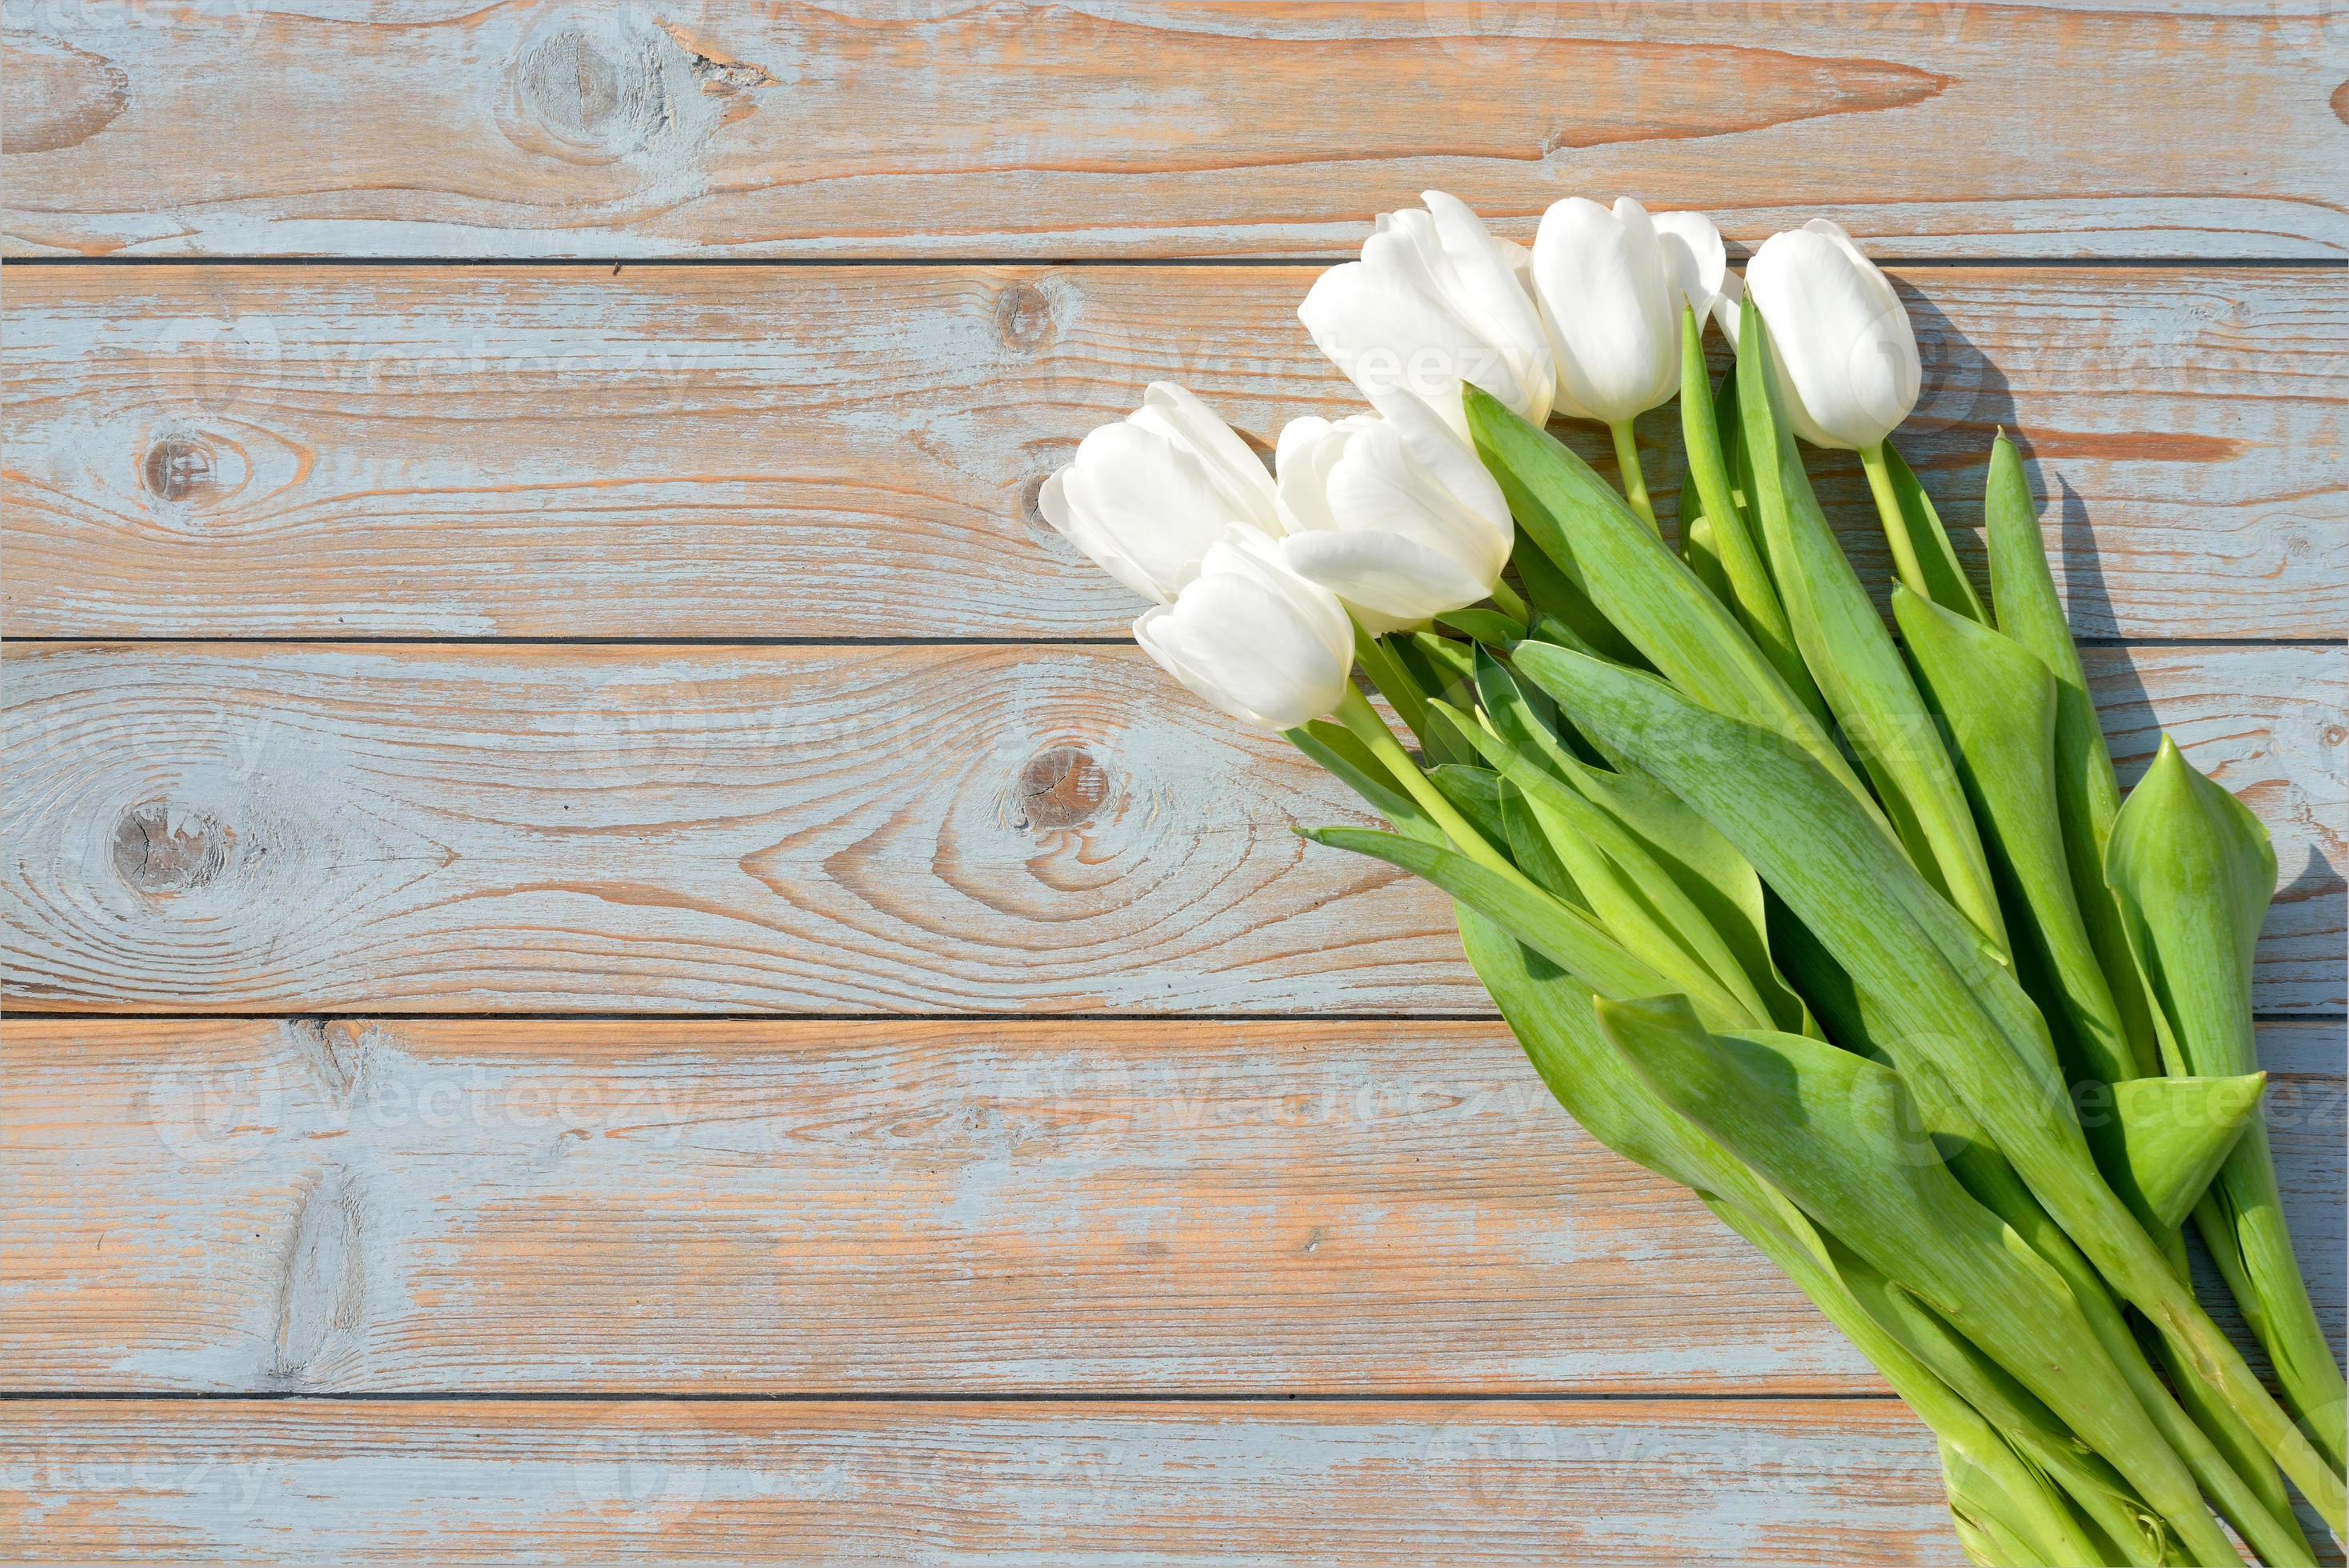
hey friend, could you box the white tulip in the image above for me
[1297,190,1555,444]
[1273,397,1513,634]
[1038,382,1281,604]
[1651,209,1744,346]
[1133,527,1356,731]
[1742,219,1921,451]
[1529,196,1681,426]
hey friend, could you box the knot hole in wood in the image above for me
[1014,746,1110,831]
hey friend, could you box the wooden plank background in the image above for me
[2,2,2343,1562]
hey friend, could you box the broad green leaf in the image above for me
[1677,306,1824,721]
[1881,442,1989,622]
[1680,513,1734,606]
[1521,643,2347,1527]
[1428,763,1510,854]
[1511,640,2063,1092]
[1982,432,2162,1078]
[2108,739,2347,1470]
[2103,1073,2266,1232]
[1596,998,2244,1568]
[1734,298,2007,954]
[2107,738,2271,1079]
[1299,826,1686,1013]
[1437,698,1771,1030]
[1895,586,2139,1089]
[1351,621,1434,753]
[1464,385,1875,814]
[1434,607,1524,649]
[1499,782,1581,905]
[1474,648,1808,1033]
[1508,529,1644,666]
[1286,722,1440,846]
[1819,1233,2164,1565]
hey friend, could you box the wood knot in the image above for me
[1014,746,1109,830]
[993,282,1055,352]
[142,431,218,502]
[113,801,233,897]
[503,25,666,162]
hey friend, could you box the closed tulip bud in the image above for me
[1530,196,1682,425]
[1132,527,1356,731]
[1742,219,1921,451]
[1273,397,1514,634]
[1038,382,1282,604]
[1651,209,1744,346]
[1298,190,1555,445]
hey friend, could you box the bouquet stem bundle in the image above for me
[1034,195,2343,1563]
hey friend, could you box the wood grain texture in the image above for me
[2,642,2339,1016]
[6,265,2343,641]
[0,1398,1971,1564]
[2,1015,2335,1396]
[3,2,2343,260]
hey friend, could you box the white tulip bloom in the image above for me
[1651,209,1744,346]
[1742,219,1921,451]
[1133,527,1356,731]
[1038,382,1282,604]
[1273,398,1513,634]
[1297,190,1555,443]
[1530,196,1681,426]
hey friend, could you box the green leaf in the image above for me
[1437,698,1772,1030]
[1679,513,1733,604]
[1881,442,1989,622]
[1299,826,1682,1011]
[1595,998,2245,1568]
[1499,781,1582,905]
[1474,648,1808,1034]
[1677,306,1824,721]
[2107,739,2347,1470]
[1519,642,2347,1527]
[2103,1073,2267,1232]
[2107,738,2273,1081]
[1428,763,1510,854]
[1463,385,1874,814]
[1981,433,2162,1080]
[1734,298,2007,954]
[1434,608,1524,649]
[1895,586,2139,1090]
[1507,529,1645,666]
[1286,722,1441,846]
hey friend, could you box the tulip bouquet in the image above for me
[1034,193,2344,1565]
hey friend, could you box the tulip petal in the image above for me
[1058,420,1248,601]
[1133,537,1353,730]
[1133,381,1280,530]
[1283,529,1492,625]
[1532,196,1680,424]
[1744,226,1919,450]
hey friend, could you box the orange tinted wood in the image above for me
[3,2,2340,260]
[2,642,2337,1015]
[3,1015,2333,1396]
[6,265,2341,640]
[0,1397,1970,1563]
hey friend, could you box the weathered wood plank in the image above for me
[0,1398,1968,1564]
[2,1016,2333,1395]
[2,642,2338,1015]
[3,2,2341,260]
[5,265,2341,641]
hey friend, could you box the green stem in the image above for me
[1334,686,1515,878]
[1608,419,1659,534]
[1489,579,1531,626]
[1860,441,1931,601]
